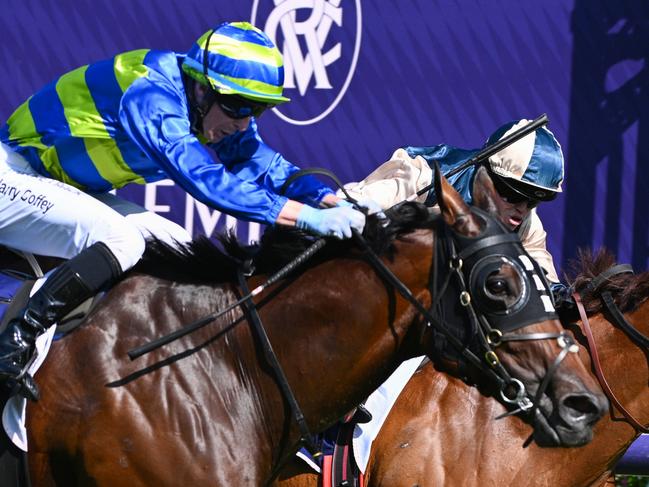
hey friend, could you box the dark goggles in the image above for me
[214,92,268,119]
[489,172,551,209]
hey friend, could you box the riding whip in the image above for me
[406,113,549,201]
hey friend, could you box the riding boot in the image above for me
[0,242,122,400]
[351,403,373,424]
[343,402,373,424]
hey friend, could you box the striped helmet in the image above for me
[485,119,564,201]
[182,22,290,104]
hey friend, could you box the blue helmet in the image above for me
[182,22,290,104]
[485,119,564,201]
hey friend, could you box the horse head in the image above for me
[424,163,607,446]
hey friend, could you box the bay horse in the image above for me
[277,250,649,487]
[16,168,604,486]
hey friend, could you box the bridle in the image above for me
[276,167,578,423]
[368,206,580,422]
[572,264,649,433]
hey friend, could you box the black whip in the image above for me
[409,113,549,200]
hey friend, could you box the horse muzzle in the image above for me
[532,376,608,447]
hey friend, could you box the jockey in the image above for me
[342,119,564,284]
[0,22,375,400]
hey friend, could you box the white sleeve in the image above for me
[518,209,560,283]
[338,148,433,209]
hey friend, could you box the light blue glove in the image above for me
[295,205,366,239]
[337,197,386,219]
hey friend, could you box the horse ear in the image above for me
[433,161,483,236]
[472,165,500,217]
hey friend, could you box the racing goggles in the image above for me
[489,172,556,209]
[201,29,269,119]
[214,93,268,119]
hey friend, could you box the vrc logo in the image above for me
[251,0,362,125]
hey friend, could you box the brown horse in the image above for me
[277,250,649,487]
[16,168,604,486]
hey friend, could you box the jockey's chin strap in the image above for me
[573,264,649,433]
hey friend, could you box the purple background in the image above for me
[1,0,647,277]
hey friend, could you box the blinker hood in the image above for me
[450,207,557,332]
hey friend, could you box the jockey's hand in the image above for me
[296,205,365,239]
[336,197,386,218]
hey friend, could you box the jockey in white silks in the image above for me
[339,120,567,465]
[342,119,564,283]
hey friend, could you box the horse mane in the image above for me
[132,202,436,284]
[567,248,649,314]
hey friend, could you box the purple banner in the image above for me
[1,0,647,274]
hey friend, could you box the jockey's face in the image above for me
[201,101,251,143]
[488,173,541,231]
[193,83,252,143]
[493,195,531,231]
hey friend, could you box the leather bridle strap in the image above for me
[235,270,321,459]
[601,291,649,348]
[349,229,505,387]
[573,292,649,433]
[585,264,633,294]
[457,233,520,261]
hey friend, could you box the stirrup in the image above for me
[8,374,40,402]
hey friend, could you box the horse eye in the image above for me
[486,276,508,295]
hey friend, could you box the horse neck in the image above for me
[531,298,649,484]
[262,229,435,434]
[589,300,649,430]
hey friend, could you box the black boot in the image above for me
[351,403,373,424]
[0,242,122,400]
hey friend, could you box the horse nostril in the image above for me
[561,393,603,423]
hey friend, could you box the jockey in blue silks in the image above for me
[0,21,378,400]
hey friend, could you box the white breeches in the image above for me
[0,142,191,272]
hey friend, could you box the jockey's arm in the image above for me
[338,149,433,208]
[517,210,560,283]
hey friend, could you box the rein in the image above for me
[293,167,576,418]
[235,269,321,479]
[573,265,649,433]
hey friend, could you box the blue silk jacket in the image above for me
[0,49,332,225]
